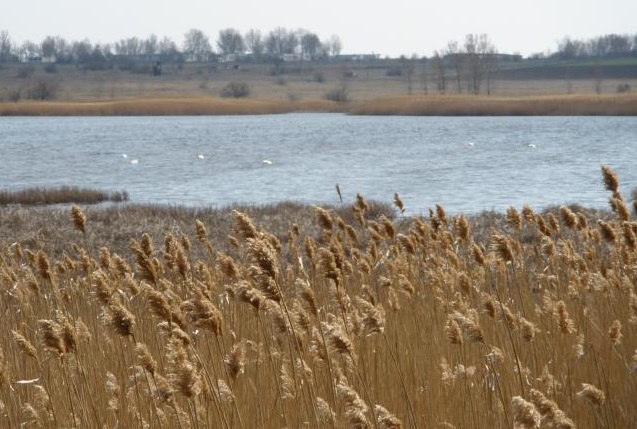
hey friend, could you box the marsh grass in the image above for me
[348,93,637,116]
[0,97,340,116]
[0,186,128,206]
[1,93,636,116]
[0,167,635,428]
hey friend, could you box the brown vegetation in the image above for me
[1,62,636,116]
[0,167,635,428]
[0,186,128,206]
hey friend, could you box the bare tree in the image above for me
[265,27,298,58]
[142,34,159,56]
[300,31,321,60]
[463,33,497,95]
[446,41,464,93]
[183,29,211,62]
[0,30,13,62]
[217,28,244,57]
[432,50,446,94]
[326,35,342,57]
[244,29,264,60]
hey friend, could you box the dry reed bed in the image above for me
[348,93,637,116]
[0,186,128,206]
[2,93,637,116]
[0,167,636,429]
[0,97,340,116]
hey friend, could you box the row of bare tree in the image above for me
[0,28,342,65]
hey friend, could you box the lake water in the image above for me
[1,114,636,215]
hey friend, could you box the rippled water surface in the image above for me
[1,114,636,214]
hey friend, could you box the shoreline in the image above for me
[1,93,636,116]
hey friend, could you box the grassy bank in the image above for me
[0,167,635,428]
[348,93,637,116]
[2,93,636,116]
[0,97,341,116]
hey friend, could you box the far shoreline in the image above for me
[1,93,636,117]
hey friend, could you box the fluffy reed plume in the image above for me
[232,210,258,240]
[608,319,622,345]
[375,404,403,429]
[37,320,65,356]
[316,396,336,425]
[129,238,158,285]
[21,403,42,427]
[70,204,86,234]
[325,320,355,357]
[471,243,486,265]
[393,193,405,214]
[167,338,201,399]
[106,303,136,337]
[218,252,239,279]
[224,342,245,382]
[577,383,605,407]
[609,196,630,221]
[559,206,578,230]
[536,215,552,237]
[356,297,386,335]
[319,247,341,285]
[194,219,207,242]
[554,301,576,334]
[397,274,415,297]
[105,371,121,411]
[0,347,8,387]
[11,330,38,360]
[622,222,636,249]
[299,283,319,318]
[36,250,53,284]
[449,311,484,343]
[454,215,471,242]
[630,291,637,324]
[521,205,535,223]
[247,237,279,279]
[511,396,541,429]
[491,234,514,262]
[337,381,371,428]
[134,343,158,376]
[507,207,522,231]
[315,206,334,231]
[597,220,616,242]
[445,318,463,345]
[519,318,538,342]
[396,234,415,255]
[528,388,575,429]
[182,288,224,335]
[601,165,619,193]
[336,183,343,204]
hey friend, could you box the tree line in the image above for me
[0,28,342,68]
[537,33,637,60]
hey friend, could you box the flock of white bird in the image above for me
[121,153,274,165]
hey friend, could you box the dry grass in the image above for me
[0,167,636,428]
[0,186,128,206]
[2,62,636,115]
[2,93,636,116]
[0,97,341,116]
[348,93,637,116]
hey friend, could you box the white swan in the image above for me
[130,159,139,165]
[262,159,273,165]
[198,154,205,160]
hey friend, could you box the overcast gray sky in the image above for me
[3,0,636,57]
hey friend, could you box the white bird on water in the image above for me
[122,153,128,159]
[262,159,273,165]
[198,154,205,160]
[527,143,537,149]
[130,159,139,165]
